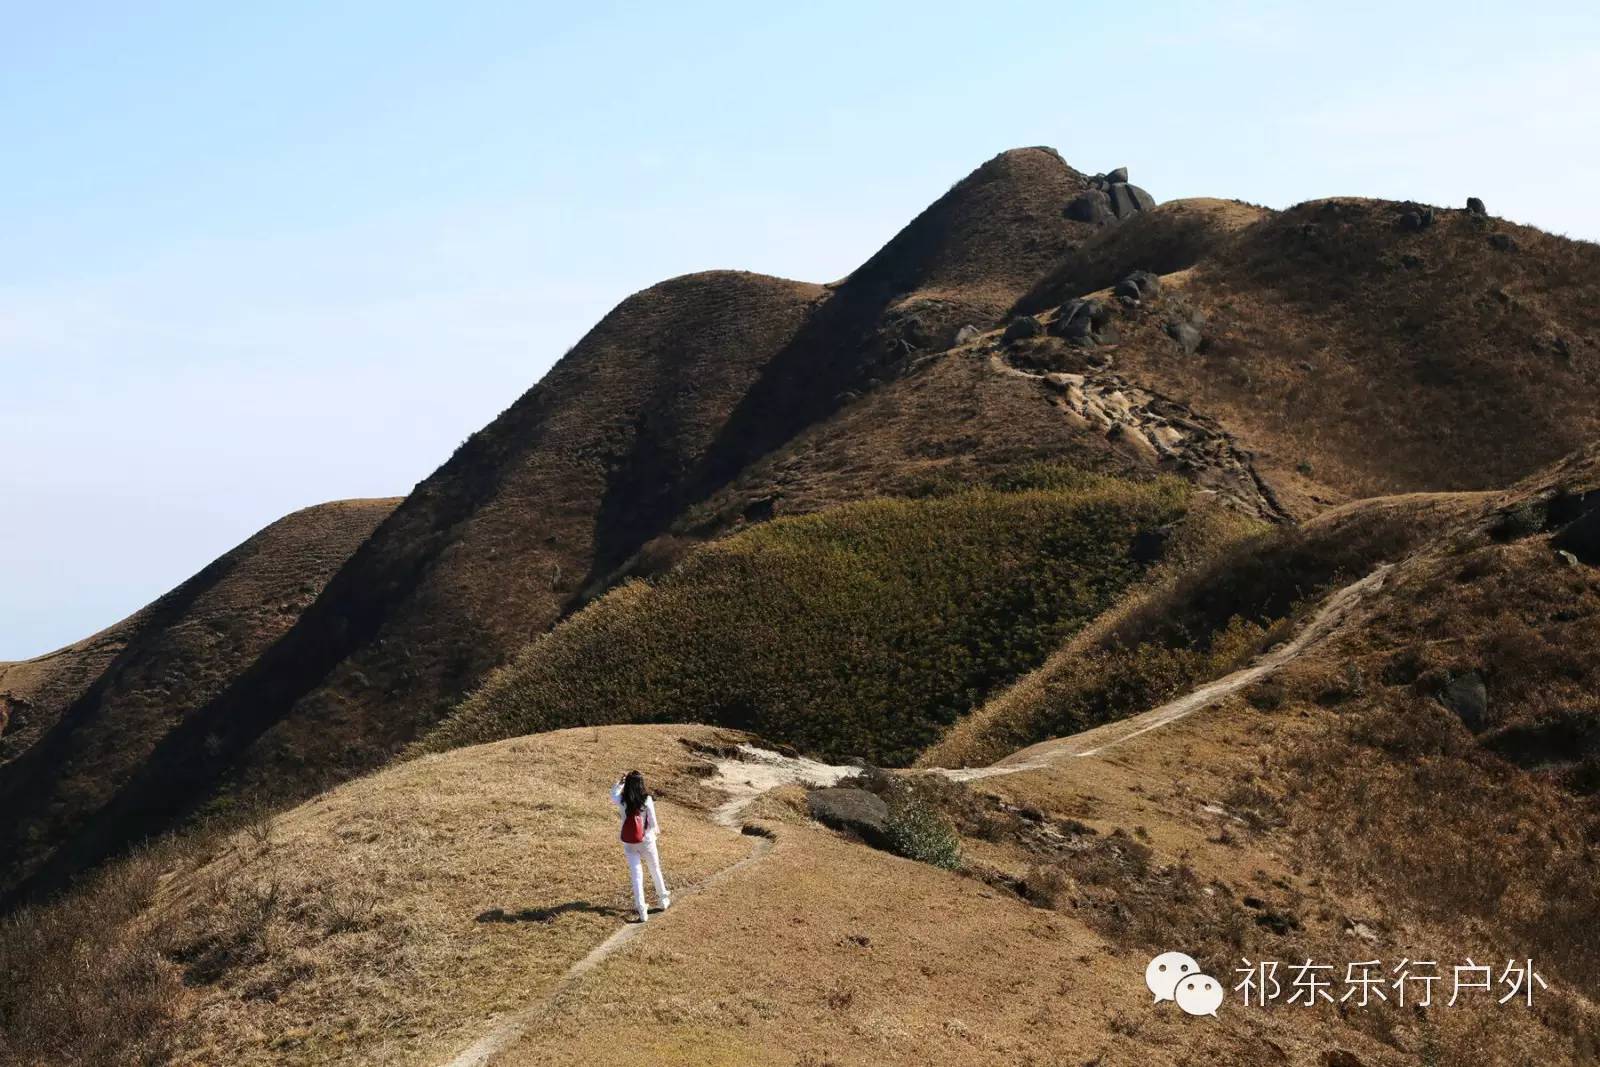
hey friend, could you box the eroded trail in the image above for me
[436,565,1388,1066]
[939,562,1391,782]
[439,747,855,1067]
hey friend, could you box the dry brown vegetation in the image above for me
[1248,468,1600,1005]
[422,474,1199,764]
[923,491,1480,767]
[1013,196,1269,315]
[0,499,397,902]
[15,147,1600,1066]
[1,726,752,1067]
[1103,197,1600,509]
[18,149,1108,902]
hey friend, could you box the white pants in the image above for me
[623,838,668,919]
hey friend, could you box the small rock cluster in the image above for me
[1397,203,1436,232]
[1064,166,1156,225]
[1049,297,1114,345]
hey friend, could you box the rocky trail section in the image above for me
[990,345,1287,523]
[968,269,1290,523]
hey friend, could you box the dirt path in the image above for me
[436,565,1388,1066]
[938,562,1392,782]
[438,747,854,1067]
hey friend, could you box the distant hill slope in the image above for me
[1029,196,1600,511]
[420,475,1251,764]
[6,149,1101,905]
[0,499,396,899]
[18,148,1600,909]
[1,617,150,763]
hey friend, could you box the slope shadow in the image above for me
[475,901,624,924]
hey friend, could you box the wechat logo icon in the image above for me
[1146,951,1223,1017]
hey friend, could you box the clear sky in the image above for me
[3,1,1599,659]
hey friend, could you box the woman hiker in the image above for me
[611,770,670,923]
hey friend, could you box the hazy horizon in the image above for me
[4,1,1599,659]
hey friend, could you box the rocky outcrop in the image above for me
[986,346,1286,522]
[807,787,890,844]
[1064,167,1157,225]
[1003,315,1044,343]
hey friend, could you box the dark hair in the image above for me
[621,770,648,815]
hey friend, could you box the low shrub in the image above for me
[882,793,961,870]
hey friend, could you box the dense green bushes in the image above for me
[418,476,1194,764]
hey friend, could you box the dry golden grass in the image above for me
[2,725,753,1066]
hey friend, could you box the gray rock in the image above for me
[806,787,889,843]
[1114,270,1162,304]
[1467,196,1487,215]
[1438,671,1488,732]
[953,324,982,345]
[1398,205,1436,232]
[1108,182,1156,218]
[1166,320,1203,355]
[1553,505,1600,565]
[1105,166,1129,184]
[1049,297,1108,343]
[1065,188,1114,224]
[1002,315,1043,342]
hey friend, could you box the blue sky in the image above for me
[3,1,1599,659]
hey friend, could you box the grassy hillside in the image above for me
[26,146,1600,917]
[1251,449,1600,996]
[1086,196,1600,509]
[1012,196,1269,315]
[925,491,1486,766]
[422,475,1214,764]
[11,150,1105,910]
[0,499,397,901]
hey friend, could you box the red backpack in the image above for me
[621,803,647,844]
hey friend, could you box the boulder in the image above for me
[1466,196,1487,215]
[1002,315,1043,343]
[953,324,982,345]
[1065,188,1115,225]
[1108,182,1156,219]
[1166,320,1203,355]
[1114,270,1162,305]
[1052,310,1094,342]
[1438,671,1488,732]
[1553,505,1600,565]
[1398,205,1436,232]
[806,787,889,844]
[1049,298,1107,343]
[1105,166,1129,184]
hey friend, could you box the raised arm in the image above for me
[610,781,624,810]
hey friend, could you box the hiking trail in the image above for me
[435,564,1388,1066]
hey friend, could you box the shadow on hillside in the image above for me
[475,901,623,924]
